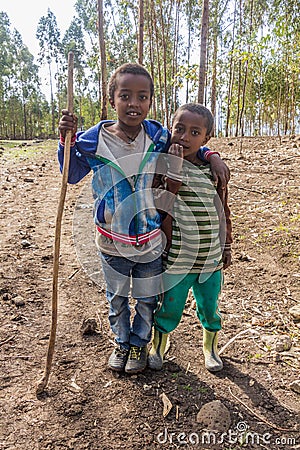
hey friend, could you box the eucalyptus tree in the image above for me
[217,0,272,135]
[98,0,108,119]
[138,0,144,64]
[34,0,298,136]
[206,0,230,135]
[0,12,13,137]
[73,0,102,124]
[0,12,44,139]
[266,0,300,135]
[182,0,201,103]
[144,0,185,127]
[36,8,62,135]
[12,31,42,138]
[198,0,209,104]
[222,0,238,136]
[61,18,89,128]
[74,0,138,120]
[104,0,139,69]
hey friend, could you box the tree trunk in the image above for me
[235,0,242,137]
[152,4,164,124]
[159,1,170,128]
[225,0,237,137]
[48,61,55,135]
[239,0,253,137]
[98,0,107,120]
[186,1,192,103]
[198,0,209,104]
[146,0,157,119]
[23,101,27,139]
[138,0,144,65]
[171,0,180,116]
[210,31,217,136]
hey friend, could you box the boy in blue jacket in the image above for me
[58,63,229,374]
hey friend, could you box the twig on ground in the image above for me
[219,329,260,355]
[230,184,265,195]
[228,386,296,432]
[0,335,16,347]
[68,268,80,279]
[279,155,300,163]
[96,311,103,332]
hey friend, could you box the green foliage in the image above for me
[0,0,299,138]
[0,12,51,139]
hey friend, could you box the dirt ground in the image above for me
[0,136,299,450]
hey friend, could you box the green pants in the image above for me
[154,270,223,334]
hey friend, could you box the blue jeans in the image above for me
[100,253,162,348]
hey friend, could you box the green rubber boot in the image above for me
[148,329,169,370]
[203,329,223,372]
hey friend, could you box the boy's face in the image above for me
[111,73,152,127]
[171,110,210,159]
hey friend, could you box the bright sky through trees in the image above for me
[1,0,76,57]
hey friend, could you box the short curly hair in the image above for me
[173,103,214,136]
[108,63,154,102]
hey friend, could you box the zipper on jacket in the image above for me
[94,147,156,246]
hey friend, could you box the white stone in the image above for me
[289,305,300,321]
[290,380,300,394]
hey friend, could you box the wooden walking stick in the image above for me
[36,51,74,395]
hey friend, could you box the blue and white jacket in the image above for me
[58,119,209,246]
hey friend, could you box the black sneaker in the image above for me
[108,346,129,372]
[125,346,148,374]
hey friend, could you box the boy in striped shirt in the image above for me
[149,103,232,372]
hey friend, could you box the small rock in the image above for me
[274,335,292,352]
[289,305,300,321]
[251,317,261,326]
[13,296,25,307]
[143,384,152,391]
[261,334,292,352]
[2,292,12,301]
[261,334,276,347]
[290,380,300,394]
[190,299,196,309]
[64,404,83,416]
[238,252,256,262]
[273,353,281,363]
[21,239,31,248]
[81,318,100,335]
[196,400,231,432]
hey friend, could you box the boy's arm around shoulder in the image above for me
[198,146,230,189]
[216,182,233,269]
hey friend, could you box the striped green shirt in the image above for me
[166,162,223,274]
